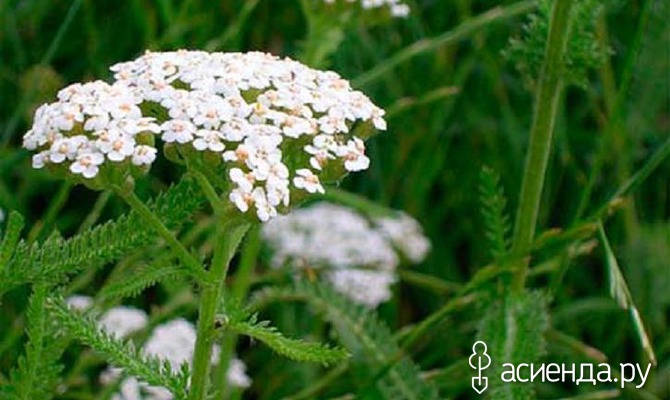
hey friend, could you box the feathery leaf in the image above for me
[250,282,440,400]
[99,263,186,302]
[479,166,512,261]
[8,283,64,400]
[0,211,25,269]
[0,177,203,297]
[228,314,349,366]
[504,0,610,88]
[47,296,190,399]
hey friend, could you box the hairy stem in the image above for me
[511,0,575,292]
[189,220,249,400]
[113,186,208,283]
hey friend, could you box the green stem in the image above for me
[190,169,225,215]
[211,225,262,399]
[113,186,208,283]
[188,220,249,400]
[510,0,575,292]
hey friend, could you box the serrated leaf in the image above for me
[0,211,25,268]
[99,263,185,302]
[47,296,189,399]
[479,166,512,261]
[250,282,440,400]
[477,290,549,400]
[8,283,63,400]
[504,0,610,87]
[0,177,203,297]
[229,316,349,366]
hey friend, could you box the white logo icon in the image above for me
[469,341,491,394]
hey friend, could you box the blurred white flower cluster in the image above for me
[375,213,431,264]
[66,297,250,399]
[23,50,386,222]
[324,0,410,17]
[261,203,430,307]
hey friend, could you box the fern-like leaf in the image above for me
[0,177,203,297]
[250,282,440,400]
[479,166,512,261]
[98,263,185,302]
[504,0,610,88]
[0,211,24,269]
[228,314,349,365]
[7,283,63,400]
[47,296,190,399]
[476,290,549,400]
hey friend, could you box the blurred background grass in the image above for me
[0,0,668,398]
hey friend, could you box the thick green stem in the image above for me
[511,0,575,292]
[113,186,208,283]
[188,220,249,400]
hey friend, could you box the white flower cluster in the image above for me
[23,81,158,179]
[324,0,410,17]
[23,50,386,222]
[65,298,250,398]
[66,295,149,338]
[108,319,250,400]
[376,212,431,263]
[99,306,150,339]
[261,203,429,307]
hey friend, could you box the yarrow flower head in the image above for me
[261,203,429,307]
[23,81,158,188]
[23,50,387,222]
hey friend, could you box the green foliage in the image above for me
[505,0,610,87]
[0,177,203,297]
[228,313,350,366]
[479,166,512,261]
[624,224,670,333]
[48,296,190,399]
[477,290,549,400]
[251,281,440,400]
[0,1,667,399]
[5,284,63,400]
[0,211,24,269]
[98,263,186,302]
[597,221,656,366]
